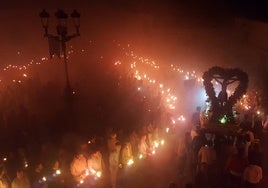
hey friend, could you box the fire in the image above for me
[154,141,159,148]
[56,169,61,175]
[96,171,102,178]
[166,127,169,133]
[85,169,89,176]
[127,159,134,166]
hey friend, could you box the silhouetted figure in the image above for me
[0,165,11,188]
[218,80,228,107]
[225,148,248,188]
[70,153,87,182]
[243,149,262,188]
[195,163,210,188]
[192,107,201,129]
[198,140,217,180]
[31,163,46,188]
[192,131,207,164]
[11,169,30,188]
[252,116,263,140]
[240,114,252,131]
[109,142,121,188]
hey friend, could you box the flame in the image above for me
[56,169,61,175]
[127,159,134,166]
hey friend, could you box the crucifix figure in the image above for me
[213,75,238,107]
[203,66,249,125]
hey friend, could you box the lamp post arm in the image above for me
[44,33,59,39]
[64,34,79,42]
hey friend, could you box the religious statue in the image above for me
[203,66,248,125]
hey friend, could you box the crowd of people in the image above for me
[69,124,166,188]
[0,96,267,188]
[0,89,267,188]
[173,111,266,188]
[0,110,267,188]
[0,57,166,188]
[0,121,169,188]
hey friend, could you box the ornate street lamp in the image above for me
[39,9,50,36]
[39,9,80,102]
[71,9,80,36]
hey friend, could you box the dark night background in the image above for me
[2,0,268,103]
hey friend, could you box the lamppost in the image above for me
[39,9,80,102]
